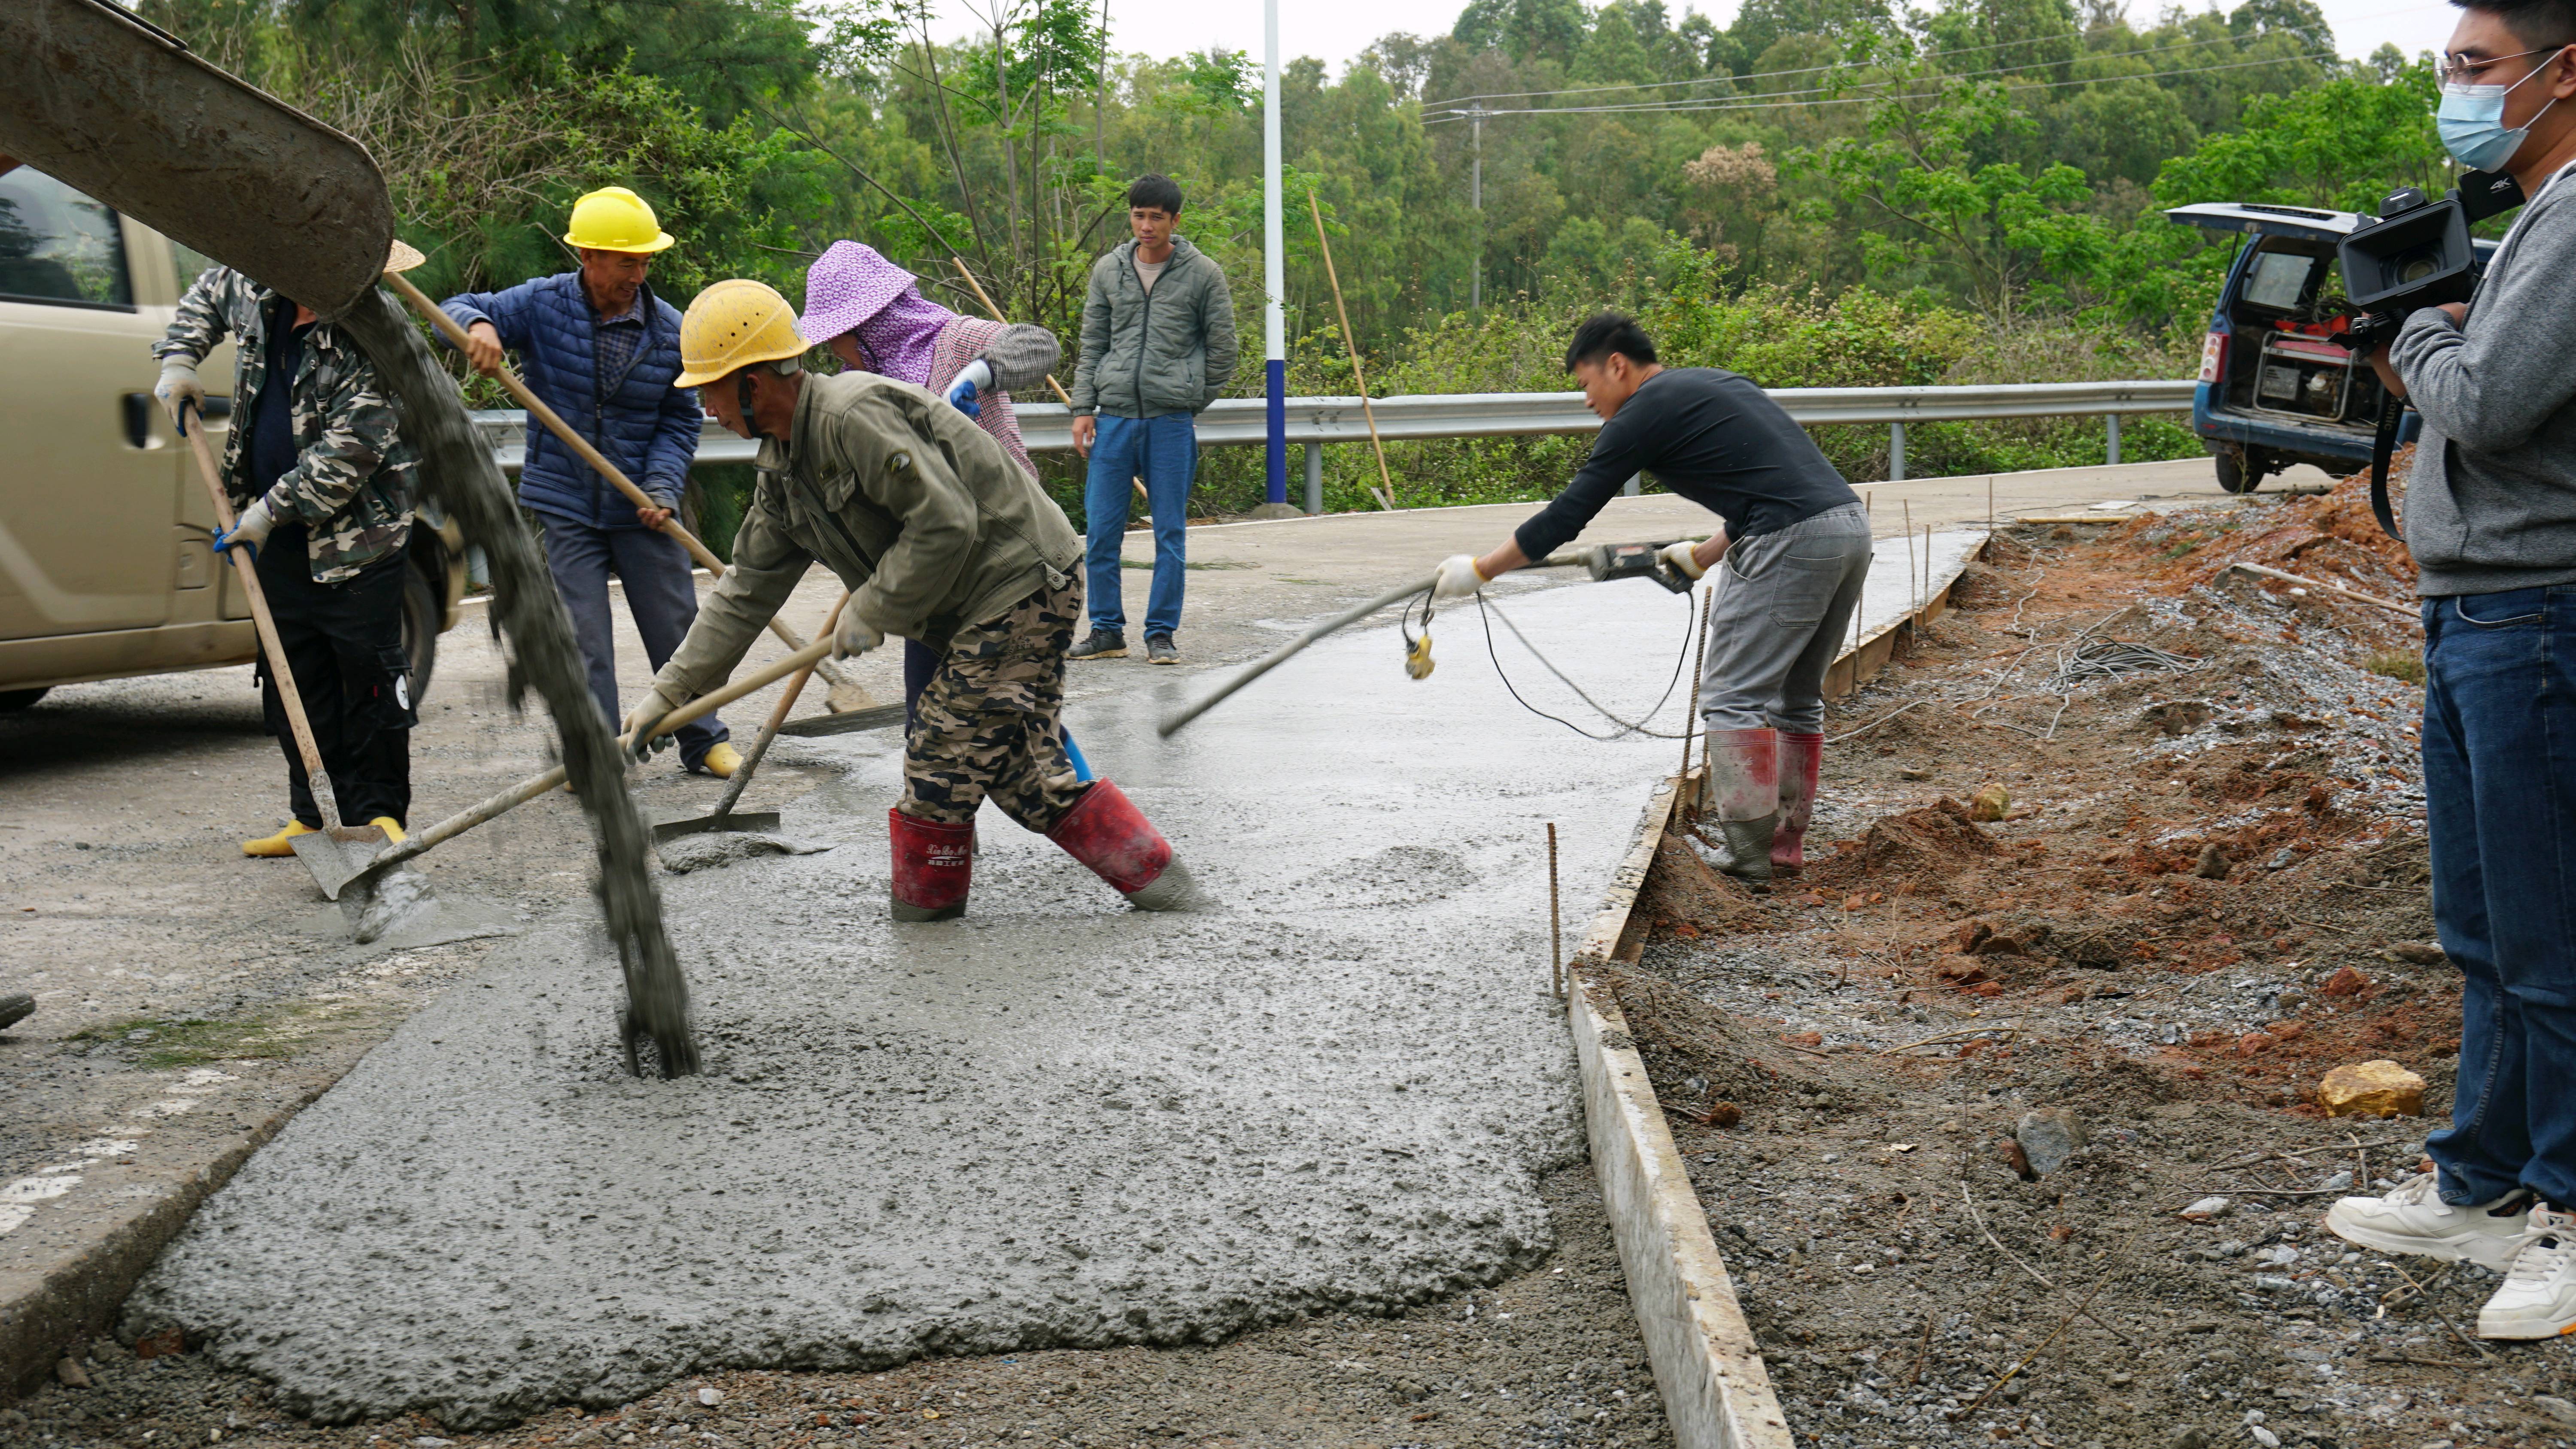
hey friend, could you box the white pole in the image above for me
[1261,0,1286,506]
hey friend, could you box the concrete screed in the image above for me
[122,577,1711,1428]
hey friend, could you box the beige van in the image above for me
[0,162,463,712]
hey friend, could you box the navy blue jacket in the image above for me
[439,274,700,529]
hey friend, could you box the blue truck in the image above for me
[2167,200,2497,494]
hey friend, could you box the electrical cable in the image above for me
[1422,50,2333,121]
[1471,586,1699,740]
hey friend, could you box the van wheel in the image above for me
[0,688,49,712]
[401,559,439,706]
[2214,447,2270,494]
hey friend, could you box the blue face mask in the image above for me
[2438,49,2564,172]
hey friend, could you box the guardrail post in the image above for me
[2107,413,2122,467]
[1623,472,1641,497]
[1304,442,1324,515]
[1889,421,1906,482]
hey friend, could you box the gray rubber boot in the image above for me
[1693,726,1781,882]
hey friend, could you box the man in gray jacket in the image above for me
[2329,0,2576,1343]
[1066,174,1238,665]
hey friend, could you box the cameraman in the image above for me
[2331,0,2576,1341]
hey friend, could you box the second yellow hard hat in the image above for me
[564,186,675,255]
[674,279,808,388]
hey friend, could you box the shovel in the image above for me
[380,271,870,707]
[179,403,389,898]
[342,638,835,900]
[652,592,851,843]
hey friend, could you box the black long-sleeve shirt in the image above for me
[1513,366,1858,561]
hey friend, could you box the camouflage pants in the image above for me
[902,577,1087,831]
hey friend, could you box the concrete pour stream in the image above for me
[119,576,1730,1426]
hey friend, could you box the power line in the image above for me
[1422,49,2334,122]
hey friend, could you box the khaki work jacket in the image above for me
[660,372,1082,699]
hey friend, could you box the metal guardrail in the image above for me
[471,378,2195,486]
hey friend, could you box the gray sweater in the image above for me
[2390,166,2576,597]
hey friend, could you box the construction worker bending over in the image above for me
[633,279,1193,920]
[1431,311,1870,882]
[152,254,421,856]
[440,186,736,777]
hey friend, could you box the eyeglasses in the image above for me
[2439,44,2567,85]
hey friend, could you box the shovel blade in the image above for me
[651,810,782,844]
[290,824,390,901]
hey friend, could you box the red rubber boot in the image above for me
[1773,731,1823,874]
[1047,779,1194,910]
[888,807,974,921]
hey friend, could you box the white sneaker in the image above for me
[2323,1172,2533,1271]
[2480,1206,2576,1340]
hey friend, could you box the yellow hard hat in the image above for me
[674,279,807,388]
[563,186,675,254]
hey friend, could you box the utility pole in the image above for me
[1261,0,1286,507]
[1469,106,1486,311]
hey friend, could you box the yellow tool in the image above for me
[1405,629,1436,680]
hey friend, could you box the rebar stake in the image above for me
[1548,822,1563,1001]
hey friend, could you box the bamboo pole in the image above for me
[1306,189,1397,512]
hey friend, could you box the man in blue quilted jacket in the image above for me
[440,186,737,776]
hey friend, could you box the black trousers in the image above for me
[253,525,414,828]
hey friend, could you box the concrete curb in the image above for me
[0,1056,358,1402]
[1564,770,1794,1449]
[1826,528,1990,700]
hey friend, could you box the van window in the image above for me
[171,238,221,300]
[0,168,134,309]
[2241,250,2313,311]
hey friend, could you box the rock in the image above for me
[1696,1101,1742,1129]
[2319,1170,2353,1192]
[2015,1107,2087,1174]
[2320,966,2371,998]
[1951,919,1995,952]
[2250,1427,2280,1448]
[2237,1032,2277,1055]
[53,1357,89,1389]
[132,1327,183,1358]
[2386,941,2445,965]
[1239,501,1306,521]
[697,1387,724,1408]
[2319,1060,2426,1118]
[0,992,31,1032]
[1970,783,2011,822]
[2181,1196,2233,1222]
[2533,1395,2576,1426]
[2166,1430,2209,1449]
[2194,843,2231,880]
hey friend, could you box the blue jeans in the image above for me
[1082,412,1198,640]
[2423,585,2576,1208]
[538,512,728,769]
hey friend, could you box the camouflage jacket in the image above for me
[153,267,417,582]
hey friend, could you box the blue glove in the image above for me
[945,359,993,420]
[213,497,275,561]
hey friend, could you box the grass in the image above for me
[2365,650,2427,686]
[72,1014,301,1070]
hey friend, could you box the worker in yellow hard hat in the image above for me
[629,279,1194,922]
[435,186,741,777]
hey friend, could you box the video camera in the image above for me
[2334,168,2524,352]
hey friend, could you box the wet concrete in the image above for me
[122,576,1707,1428]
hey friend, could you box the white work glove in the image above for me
[1432,553,1489,600]
[833,609,885,661]
[156,358,205,432]
[945,358,993,419]
[1658,539,1708,581]
[213,497,275,560]
[623,679,692,761]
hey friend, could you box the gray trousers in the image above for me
[1698,502,1874,734]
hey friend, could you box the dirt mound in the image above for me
[2106,453,2419,603]
[1595,965,1829,1110]
[1807,797,1997,888]
[1638,832,1767,937]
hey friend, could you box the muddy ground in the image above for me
[1621,464,2576,1448]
